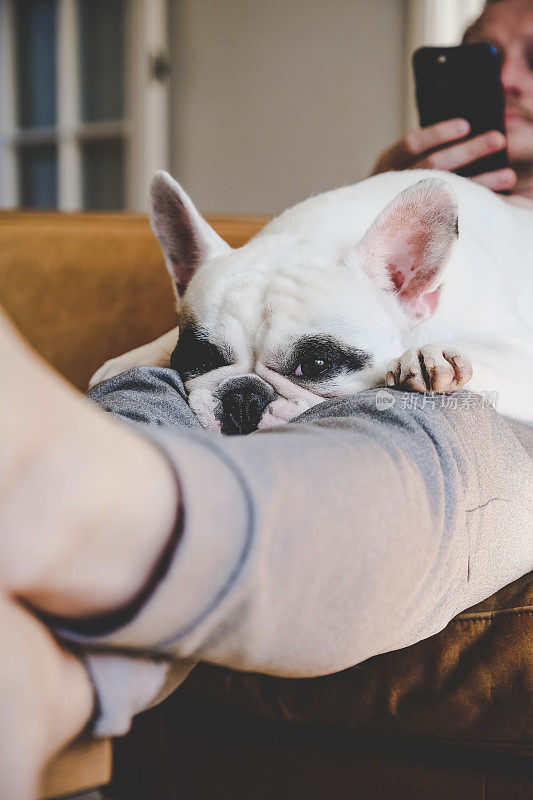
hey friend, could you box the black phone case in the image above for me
[413,44,509,177]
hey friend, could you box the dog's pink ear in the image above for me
[352,178,458,320]
[150,171,231,299]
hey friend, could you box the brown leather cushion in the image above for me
[181,570,532,753]
[115,683,533,800]
[115,573,532,799]
[1,210,531,758]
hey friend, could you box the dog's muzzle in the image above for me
[217,376,276,435]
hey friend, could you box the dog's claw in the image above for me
[387,345,472,394]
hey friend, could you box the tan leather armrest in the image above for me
[38,738,112,800]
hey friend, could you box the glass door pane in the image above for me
[15,0,58,128]
[78,0,127,209]
[82,139,124,209]
[78,0,125,122]
[19,145,58,207]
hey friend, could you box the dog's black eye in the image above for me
[288,336,372,382]
[294,358,330,378]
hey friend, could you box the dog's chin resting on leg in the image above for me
[90,169,533,430]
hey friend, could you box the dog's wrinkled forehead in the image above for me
[182,235,366,354]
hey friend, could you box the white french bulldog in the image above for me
[91,169,533,431]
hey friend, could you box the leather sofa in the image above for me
[0,210,531,800]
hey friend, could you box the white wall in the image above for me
[168,0,408,215]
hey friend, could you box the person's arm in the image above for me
[371,117,516,193]
[71,367,533,738]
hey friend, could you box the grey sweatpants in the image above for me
[56,368,532,736]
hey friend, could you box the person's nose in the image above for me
[501,53,526,100]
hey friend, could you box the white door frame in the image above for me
[127,0,170,210]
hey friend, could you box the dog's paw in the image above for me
[386,344,473,394]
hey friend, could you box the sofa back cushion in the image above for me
[0,211,267,390]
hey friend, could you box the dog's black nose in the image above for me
[219,383,274,435]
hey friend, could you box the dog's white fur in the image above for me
[91,170,533,425]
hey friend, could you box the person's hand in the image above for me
[0,596,94,800]
[371,117,517,193]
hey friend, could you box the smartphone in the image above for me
[413,43,508,177]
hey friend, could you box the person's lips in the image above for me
[506,109,524,125]
[505,106,533,127]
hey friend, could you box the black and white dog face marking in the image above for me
[171,320,372,434]
[150,171,459,434]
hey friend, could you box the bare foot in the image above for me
[0,308,177,618]
[386,344,473,394]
